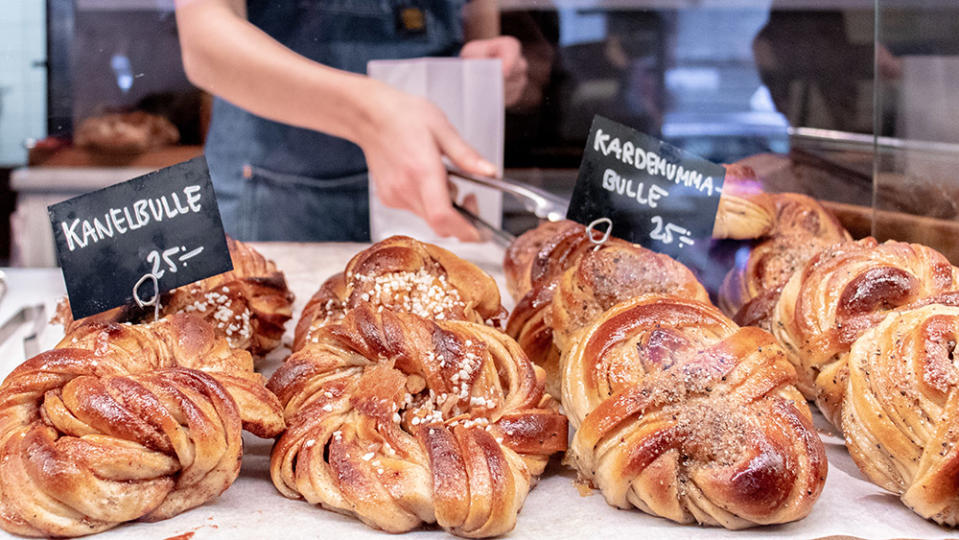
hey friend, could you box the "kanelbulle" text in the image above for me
[59,185,203,251]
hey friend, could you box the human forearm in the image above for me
[176,0,495,242]
[175,0,379,145]
[463,0,499,40]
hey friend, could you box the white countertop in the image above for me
[0,242,952,539]
[10,167,157,192]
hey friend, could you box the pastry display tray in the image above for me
[0,242,951,540]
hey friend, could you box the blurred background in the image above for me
[3,0,959,265]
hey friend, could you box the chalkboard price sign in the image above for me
[566,115,726,276]
[48,156,233,320]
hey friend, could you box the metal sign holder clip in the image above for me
[585,217,613,251]
[133,273,162,322]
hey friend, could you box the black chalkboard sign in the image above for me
[567,116,726,277]
[48,156,233,320]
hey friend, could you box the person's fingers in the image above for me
[448,180,481,219]
[505,54,529,107]
[401,160,432,219]
[424,196,482,241]
[462,193,479,215]
[418,161,481,242]
[449,181,480,215]
[479,37,521,76]
[432,118,497,177]
[460,37,523,75]
[513,54,529,80]
[459,39,487,59]
[459,38,526,107]
[448,182,485,241]
[368,155,422,215]
[498,37,522,76]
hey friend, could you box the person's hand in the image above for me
[356,81,496,242]
[877,44,902,81]
[460,36,528,107]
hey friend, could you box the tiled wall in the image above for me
[0,0,46,166]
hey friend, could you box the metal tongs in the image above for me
[447,166,569,247]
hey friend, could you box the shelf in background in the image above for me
[76,0,173,11]
[501,0,951,10]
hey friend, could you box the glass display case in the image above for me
[2,0,958,264]
[871,0,959,260]
[4,2,959,539]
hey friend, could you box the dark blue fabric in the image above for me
[205,0,465,241]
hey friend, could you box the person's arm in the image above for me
[463,0,499,41]
[175,0,490,241]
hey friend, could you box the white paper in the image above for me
[367,58,505,248]
[0,243,954,539]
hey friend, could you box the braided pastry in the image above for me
[0,313,285,537]
[505,220,594,301]
[294,236,505,352]
[269,305,567,538]
[562,295,826,528]
[505,165,769,303]
[772,237,959,425]
[712,164,776,240]
[54,237,294,357]
[508,237,708,396]
[504,280,561,397]
[550,243,709,351]
[719,192,850,330]
[504,220,631,303]
[841,303,959,525]
[505,221,615,393]
[294,272,348,351]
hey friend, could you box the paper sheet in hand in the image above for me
[367,58,504,250]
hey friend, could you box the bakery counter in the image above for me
[10,166,159,267]
[0,241,950,539]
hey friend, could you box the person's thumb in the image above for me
[433,119,497,177]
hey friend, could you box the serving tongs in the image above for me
[447,166,569,221]
[452,201,516,247]
[446,166,569,248]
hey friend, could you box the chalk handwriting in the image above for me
[60,185,203,252]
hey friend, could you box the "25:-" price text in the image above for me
[145,245,205,279]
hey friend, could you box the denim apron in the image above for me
[205,0,465,241]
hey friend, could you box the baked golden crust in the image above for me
[713,164,776,240]
[551,244,709,351]
[293,236,505,352]
[505,222,706,397]
[719,192,851,330]
[504,221,616,384]
[504,280,562,398]
[0,313,284,537]
[503,220,594,301]
[507,165,773,297]
[503,219,634,302]
[562,295,826,528]
[53,237,294,357]
[772,238,959,424]
[269,306,567,538]
[842,304,959,525]
[294,272,348,352]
